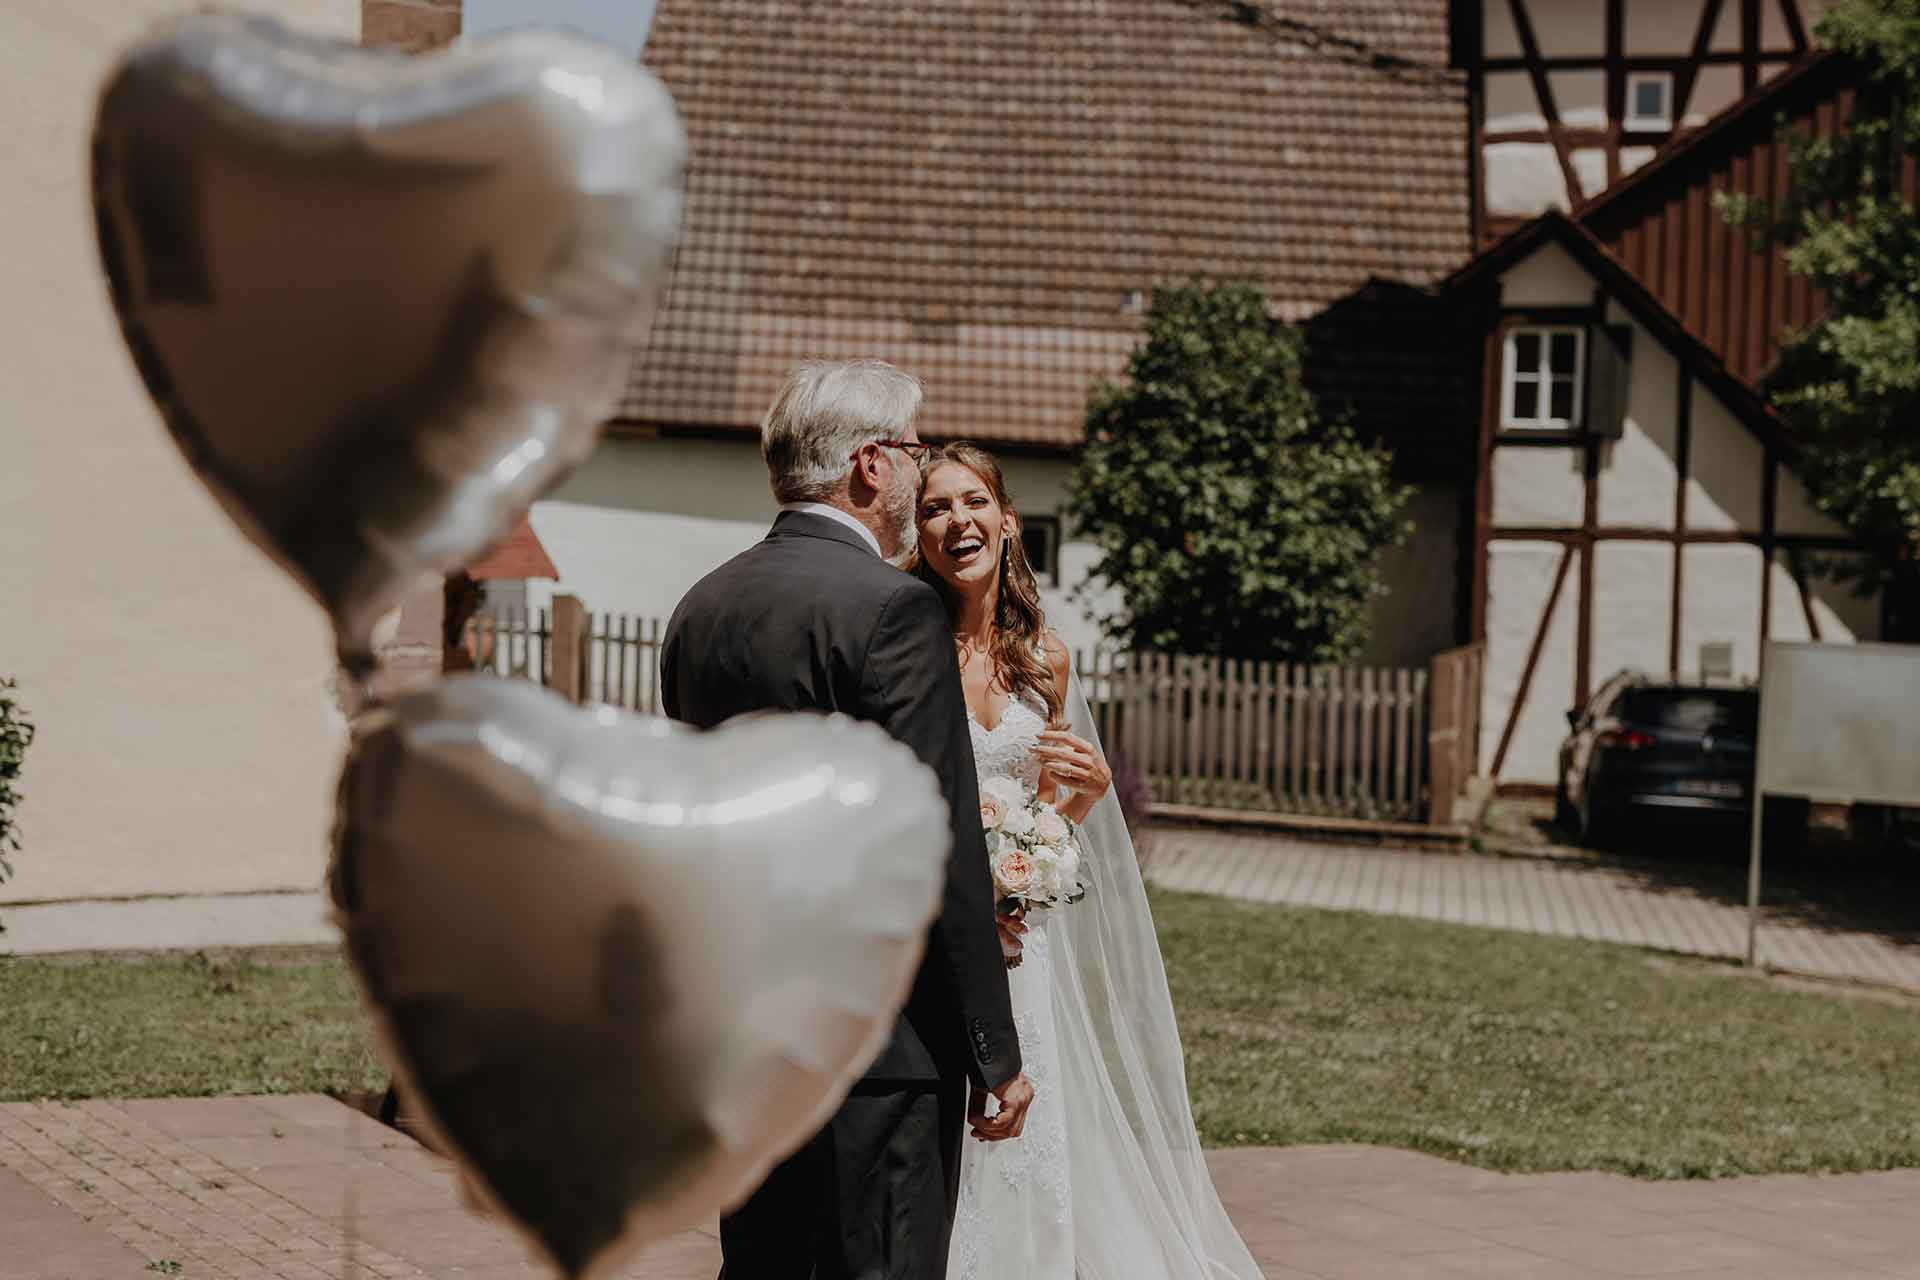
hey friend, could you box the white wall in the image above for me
[1685,383,1766,533]
[1596,304,1680,529]
[1493,449,1584,527]
[1483,540,1581,784]
[1,0,360,904]
[1591,540,1675,682]
[1499,242,1594,307]
[524,435,1444,672]
[1680,543,1764,679]
[522,437,1113,658]
[1357,485,1463,669]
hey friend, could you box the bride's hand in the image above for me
[996,903,1028,963]
[1035,730,1112,804]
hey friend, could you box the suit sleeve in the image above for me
[863,581,1021,1090]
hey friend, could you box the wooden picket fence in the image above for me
[466,601,666,714]
[468,597,1482,828]
[1077,650,1433,823]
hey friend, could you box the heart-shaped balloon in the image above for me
[329,677,948,1279]
[91,14,684,671]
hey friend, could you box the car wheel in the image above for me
[1553,781,1576,833]
[1583,801,1622,851]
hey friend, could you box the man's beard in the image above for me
[882,474,919,567]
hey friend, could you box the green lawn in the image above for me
[6,895,1920,1179]
[1159,889,1920,1178]
[0,951,383,1103]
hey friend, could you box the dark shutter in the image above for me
[1586,323,1632,439]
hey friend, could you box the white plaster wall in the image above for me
[1768,552,1883,645]
[1498,242,1595,307]
[1482,0,1523,59]
[1356,485,1462,669]
[1494,449,1585,528]
[1483,541,1581,784]
[1772,461,1854,537]
[1625,0,1706,54]
[523,438,1113,659]
[1680,543,1764,679]
[1596,309,1680,529]
[1592,542,1676,682]
[1487,144,1573,216]
[1485,71,1544,132]
[1550,70,1608,128]
[0,0,359,905]
[527,438,1441,672]
[1684,384,1765,533]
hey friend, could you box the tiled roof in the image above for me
[467,517,560,581]
[622,0,1469,448]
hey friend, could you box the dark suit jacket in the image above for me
[661,510,1020,1091]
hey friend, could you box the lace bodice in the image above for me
[967,688,1047,794]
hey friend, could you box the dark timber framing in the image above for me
[1449,210,1875,783]
[1465,0,1818,239]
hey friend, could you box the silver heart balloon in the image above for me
[91,13,684,672]
[330,677,948,1279]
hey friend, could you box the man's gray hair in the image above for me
[761,359,924,504]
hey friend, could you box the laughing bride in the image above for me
[910,442,1263,1280]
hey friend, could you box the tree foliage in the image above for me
[1722,0,1920,577]
[1065,279,1409,662]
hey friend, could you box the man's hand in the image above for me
[968,1072,1035,1142]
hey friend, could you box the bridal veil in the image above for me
[1052,669,1264,1279]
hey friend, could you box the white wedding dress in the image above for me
[946,677,1263,1280]
[950,688,1074,1279]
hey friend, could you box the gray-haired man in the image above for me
[662,359,1031,1279]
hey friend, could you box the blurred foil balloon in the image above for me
[330,677,948,1279]
[91,13,683,672]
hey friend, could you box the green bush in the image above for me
[0,678,36,882]
[1066,279,1410,662]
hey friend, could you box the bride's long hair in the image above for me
[909,442,1063,726]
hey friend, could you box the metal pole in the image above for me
[1745,792,1764,968]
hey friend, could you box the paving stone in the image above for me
[1147,827,1920,990]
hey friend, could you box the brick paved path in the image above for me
[11,1096,1920,1279]
[1146,827,1920,990]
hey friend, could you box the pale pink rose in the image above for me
[979,793,1006,830]
[994,848,1036,897]
[1001,804,1036,838]
[1035,808,1070,844]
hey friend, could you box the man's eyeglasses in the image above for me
[856,438,931,462]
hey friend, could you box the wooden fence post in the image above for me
[551,595,588,705]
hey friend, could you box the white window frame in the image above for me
[1624,71,1675,131]
[1501,325,1586,430]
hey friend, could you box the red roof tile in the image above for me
[623,0,1469,448]
[467,517,560,581]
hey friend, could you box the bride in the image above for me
[910,442,1263,1280]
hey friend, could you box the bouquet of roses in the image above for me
[978,775,1088,919]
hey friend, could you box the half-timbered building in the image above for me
[1451,0,1833,242]
[1449,50,1900,789]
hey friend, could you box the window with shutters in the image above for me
[1501,326,1585,430]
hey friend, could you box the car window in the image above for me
[1620,689,1757,735]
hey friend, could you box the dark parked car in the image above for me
[1556,673,1801,850]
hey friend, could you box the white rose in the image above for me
[980,776,1027,810]
[979,792,1006,831]
[1056,844,1081,889]
[1000,804,1035,838]
[1035,808,1070,844]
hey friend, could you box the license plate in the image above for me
[1673,779,1743,798]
